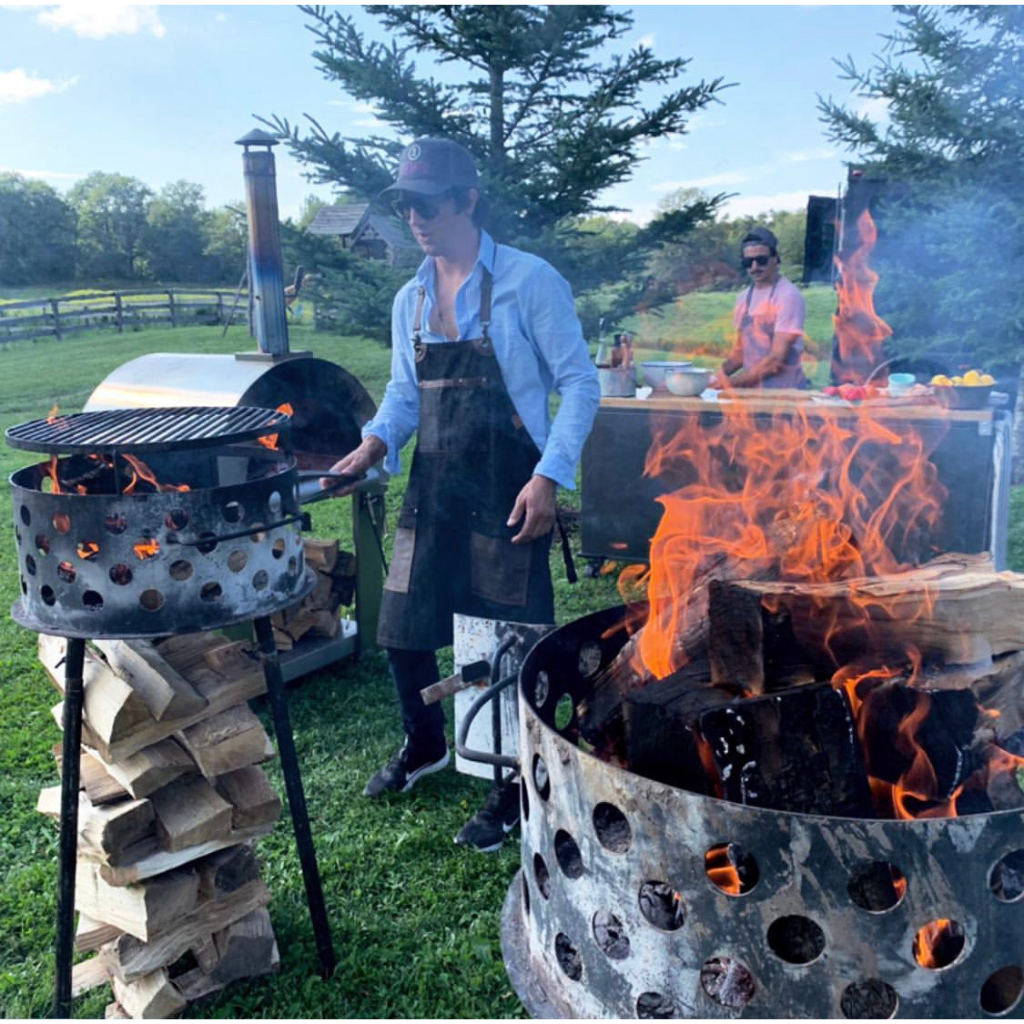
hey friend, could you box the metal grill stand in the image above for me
[6,409,337,1015]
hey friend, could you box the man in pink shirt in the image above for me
[711,226,808,389]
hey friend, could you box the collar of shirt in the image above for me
[413,230,496,340]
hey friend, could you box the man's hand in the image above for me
[321,436,386,497]
[507,474,557,544]
[708,370,731,390]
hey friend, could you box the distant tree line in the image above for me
[0,171,249,287]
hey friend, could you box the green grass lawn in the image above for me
[0,318,1020,1017]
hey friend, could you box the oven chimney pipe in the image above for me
[236,129,289,357]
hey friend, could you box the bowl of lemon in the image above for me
[930,369,995,409]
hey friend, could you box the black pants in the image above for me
[387,647,446,759]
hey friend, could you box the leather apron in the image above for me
[377,268,554,651]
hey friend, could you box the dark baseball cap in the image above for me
[741,226,778,253]
[380,138,480,198]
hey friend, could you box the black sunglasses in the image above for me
[391,192,449,220]
[742,254,772,268]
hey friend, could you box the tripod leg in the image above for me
[253,616,336,977]
[54,637,86,1018]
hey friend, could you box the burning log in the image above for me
[697,683,874,816]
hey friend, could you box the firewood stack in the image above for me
[269,537,356,651]
[36,630,284,1017]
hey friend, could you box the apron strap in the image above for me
[413,285,427,361]
[473,267,494,356]
[555,511,578,585]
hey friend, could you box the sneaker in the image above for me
[363,742,450,797]
[454,779,522,853]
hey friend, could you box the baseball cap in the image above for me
[741,226,778,253]
[380,138,480,198]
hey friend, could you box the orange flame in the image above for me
[76,542,100,561]
[133,538,160,560]
[47,404,59,423]
[122,454,190,493]
[258,403,294,450]
[832,210,893,384]
[704,845,742,895]
[913,919,963,969]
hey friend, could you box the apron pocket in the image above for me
[385,527,416,594]
[470,531,531,607]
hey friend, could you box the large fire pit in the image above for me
[503,605,1024,1019]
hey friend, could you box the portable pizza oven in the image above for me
[502,606,1024,1019]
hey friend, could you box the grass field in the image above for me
[0,316,1020,1017]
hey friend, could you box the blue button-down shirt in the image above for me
[362,230,600,490]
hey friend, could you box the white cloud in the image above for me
[653,170,750,192]
[721,190,812,218]
[637,33,655,48]
[784,147,838,164]
[0,67,77,104]
[37,4,165,39]
[856,96,891,123]
[0,165,83,181]
[215,13,226,24]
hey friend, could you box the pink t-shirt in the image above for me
[732,276,807,388]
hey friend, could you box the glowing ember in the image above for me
[704,845,742,895]
[133,538,160,560]
[76,541,100,561]
[258,403,294,450]
[913,919,965,969]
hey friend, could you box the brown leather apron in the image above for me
[377,268,554,651]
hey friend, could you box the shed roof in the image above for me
[307,203,370,236]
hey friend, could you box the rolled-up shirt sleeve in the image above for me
[361,287,421,476]
[521,263,600,490]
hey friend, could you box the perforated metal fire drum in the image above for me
[503,605,1024,1019]
[7,407,311,638]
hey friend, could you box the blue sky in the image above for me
[0,3,903,224]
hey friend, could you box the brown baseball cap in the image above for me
[741,226,778,253]
[380,138,480,197]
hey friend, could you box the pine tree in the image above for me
[262,4,728,338]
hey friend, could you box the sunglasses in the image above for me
[741,254,772,268]
[391,193,449,220]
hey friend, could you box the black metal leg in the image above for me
[253,616,336,978]
[54,637,86,1018]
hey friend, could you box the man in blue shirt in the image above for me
[326,138,599,850]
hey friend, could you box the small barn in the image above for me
[307,203,420,267]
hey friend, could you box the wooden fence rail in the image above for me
[0,289,248,344]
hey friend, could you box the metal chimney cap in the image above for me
[236,128,279,149]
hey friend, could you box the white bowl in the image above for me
[641,360,693,390]
[665,367,712,396]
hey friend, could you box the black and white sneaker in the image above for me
[454,779,521,853]
[363,742,450,797]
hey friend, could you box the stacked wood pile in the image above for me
[37,631,283,1017]
[269,537,356,651]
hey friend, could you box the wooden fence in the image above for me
[0,289,248,344]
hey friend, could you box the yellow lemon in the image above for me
[980,373,995,385]
[931,374,952,386]
[963,369,982,385]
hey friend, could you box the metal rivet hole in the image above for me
[287,555,298,576]
[25,555,36,576]
[532,754,550,801]
[196,532,218,555]
[227,550,248,572]
[57,561,76,583]
[35,534,51,555]
[592,910,630,960]
[20,505,31,526]
[700,957,755,1009]
[109,564,132,586]
[554,829,583,879]
[578,640,602,678]
[200,582,223,602]
[250,523,267,544]
[913,919,966,969]
[252,570,268,591]
[990,849,1024,902]
[169,559,193,581]
[533,852,551,900]
[639,881,685,931]
[554,693,574,731]
[52,512,71,535]
[521,778,530,822]
[222,501,244,524]
[268,491,282,515]
[82,590,103,609]
[840,979,899,1019]
[165,509,188,531]
[533,670,549,707]
[77,541,100,561]
[705,842,758,896]
[980,965,1024,1016]
[767,915,825,964]
[521,875,530,918]
[593,801,631,853]
[41,585,56,606]
[555,934,582,981]
[271,538,286,559]
[848,861,907,912]
[104,513,127,535]
[139,589,164,611]
[637,992,677,1019]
